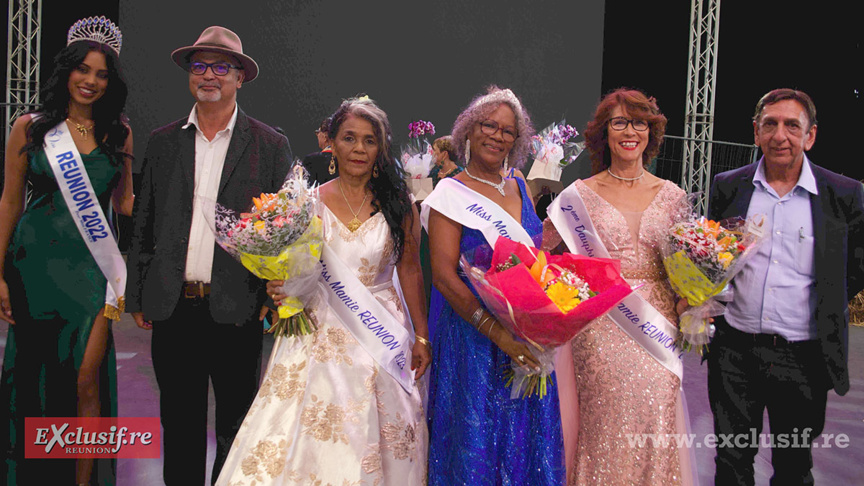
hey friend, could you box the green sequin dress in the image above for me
[1,147,120,485]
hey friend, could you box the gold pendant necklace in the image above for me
[67,118,94,139]
[338,179,369,232]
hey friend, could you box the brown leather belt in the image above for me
[182,281,211,299]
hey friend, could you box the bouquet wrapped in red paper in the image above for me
[461,237,633,398]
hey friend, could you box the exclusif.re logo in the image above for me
[25,417,160,459]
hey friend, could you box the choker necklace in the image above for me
[67,118,94,139]
[607,167,645,182]
[464,167,506,196]
[338,179,369,232]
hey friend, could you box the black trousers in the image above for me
[707,318,829,486]
[151,295,263,485]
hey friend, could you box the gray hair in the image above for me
[450,86,534,168]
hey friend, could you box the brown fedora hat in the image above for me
[171,26,259,82]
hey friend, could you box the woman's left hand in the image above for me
[411,339,432,379]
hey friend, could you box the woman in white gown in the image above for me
[217,96,431,486]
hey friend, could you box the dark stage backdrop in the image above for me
[117,0,606,184]
[600,0,861,180]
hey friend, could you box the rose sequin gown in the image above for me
[216,206,427,486]
[566,179,690,486]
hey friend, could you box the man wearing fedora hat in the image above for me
[126,25,291,484]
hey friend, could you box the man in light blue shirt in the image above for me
[707,89,864,486]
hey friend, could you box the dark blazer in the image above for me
[708,159,864,395]
[126,108,292,323]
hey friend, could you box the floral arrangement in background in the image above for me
[408,120,435,139]
[402,119,437,180]
[531,120,584,168]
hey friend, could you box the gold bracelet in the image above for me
[478,315,496,336]
[477,315,491,332]
[485,319,497,336]
[416,335,431,347]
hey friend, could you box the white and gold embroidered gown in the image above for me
[217,206,428,486]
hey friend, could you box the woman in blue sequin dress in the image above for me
[423,87,564,485]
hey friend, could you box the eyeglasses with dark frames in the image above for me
[479,119,519,142]
[189,61,243,76]
[608,117,649,132]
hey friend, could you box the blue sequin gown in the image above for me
[426,177,565,485]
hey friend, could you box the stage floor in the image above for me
[1,315,862,484]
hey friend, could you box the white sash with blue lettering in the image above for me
[420,177,534,247]
[319,243,415,393]
[42,121,126,319]
[548,183,683,379]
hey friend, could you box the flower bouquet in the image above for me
[461,237,633,398]
[206,164,324,336]
[401,120,436,201]
[526,120,584,195]
[661,214,764,353]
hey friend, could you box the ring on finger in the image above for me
[517,354,525,363]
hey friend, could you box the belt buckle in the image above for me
[184,281,205,299]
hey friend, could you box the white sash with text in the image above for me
[420,177,534,247]
[43,121,125,319]
[548,183,683,379]
[319,244,415,393]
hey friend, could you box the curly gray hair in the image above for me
[450,86,534,169]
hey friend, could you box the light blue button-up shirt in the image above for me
[725,157,818,341]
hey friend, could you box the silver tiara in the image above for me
[67,16,123,55]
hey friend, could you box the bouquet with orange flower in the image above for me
[462,237,633,398]
[661,214,764,352]
[206,164,324,336]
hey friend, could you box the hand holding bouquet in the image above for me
[662,214,764,352]
[462,237,633,398]
[207,164,324,336]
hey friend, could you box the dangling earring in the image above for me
[502,155,509,174]
[328,155,336,175]
[464,139,471,165]
[373,163,380,178]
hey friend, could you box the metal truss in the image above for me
[682,0,721,215]
[5,0,42,143]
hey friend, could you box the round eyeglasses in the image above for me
[479,120,519,142]
[608,117,649,132]
[189,61,242,76]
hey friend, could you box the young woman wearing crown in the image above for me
[0,16,133,486]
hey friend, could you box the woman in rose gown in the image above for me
[545,89,696,485]
[216,96,430,485]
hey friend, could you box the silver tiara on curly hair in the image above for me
[67,16,123,55]
[471,88,524,112]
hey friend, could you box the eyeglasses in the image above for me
[608,117,649,132]
[479,120,519,142]
[189,61,242,76]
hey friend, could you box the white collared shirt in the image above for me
[726,156,818,341]
[183,103,238,282]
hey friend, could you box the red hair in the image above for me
[583,88,667,175]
